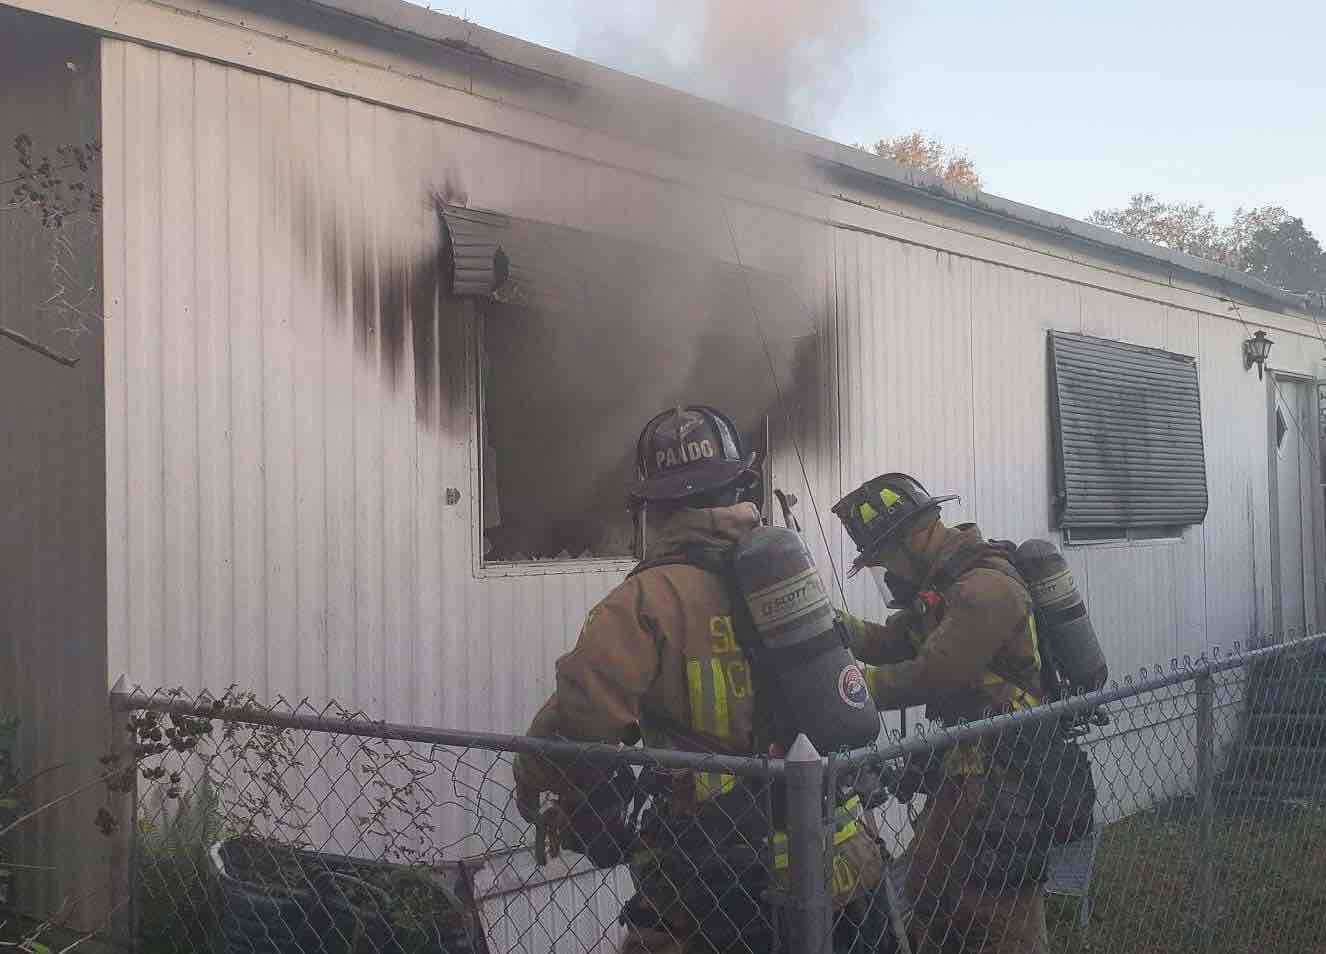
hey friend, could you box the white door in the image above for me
[1273,379,1317,639]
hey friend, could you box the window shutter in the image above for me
[1049,331,1208,529]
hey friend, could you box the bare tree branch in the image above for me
[0,771,116,839]
[0,325,79,367]
[2,762,71,795]
[0,893,122,954]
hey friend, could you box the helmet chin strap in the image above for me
[733,468,762,508]
[627,462,763,558]
[633,500,647,555]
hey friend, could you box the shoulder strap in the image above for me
[927,540,1050,704]
[627,545,728,580]
[925,542,1023,593]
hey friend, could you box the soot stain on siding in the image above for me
[379,258,407,385]
[352,233,375,359]
[291,177,449,426]
[410,254,439,427]
[323,202,347,325]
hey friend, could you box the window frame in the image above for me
[469,315,777,577]
[1062,524,1187,548]
[469,309,641,579]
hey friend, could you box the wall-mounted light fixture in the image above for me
[1243,330,1273,380]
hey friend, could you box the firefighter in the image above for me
[831,473,1051,954]
[513,406,885,954]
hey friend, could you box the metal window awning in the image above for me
[438,206,632,313]
[440,207,506,297]
[1049,331,1209,529]
[437,205,812,340]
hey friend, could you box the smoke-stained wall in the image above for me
[100,31,1326,724]
[89,16,1326,945]
[101,36,830,730]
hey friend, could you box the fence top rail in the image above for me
[108,682,785,779]
[839,631,1326,767]
[112,632,1325,777]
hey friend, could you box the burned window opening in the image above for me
[454,210,818,568]
[476,317,793,566]
[477,301,775,565]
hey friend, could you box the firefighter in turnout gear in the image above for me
[832,474,1051,954]
[513,406,885,954]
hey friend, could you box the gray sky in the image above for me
[413,0,1324,239]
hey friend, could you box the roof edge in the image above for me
[304,0,1321,318]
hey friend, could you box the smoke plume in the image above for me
[574,0,878,130]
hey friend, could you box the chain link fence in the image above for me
[107,632,1326,954]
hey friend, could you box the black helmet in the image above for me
[832,473,958,576]
[630,405,756,504]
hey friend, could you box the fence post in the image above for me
[786,734,829,954]
[108,677,139,954]
[1194,668,1215,949]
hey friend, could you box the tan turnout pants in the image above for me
[905,776,1049,954]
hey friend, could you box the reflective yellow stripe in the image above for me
[772,821,860,870]
[709,658,730,738]
[770,800,862,846]
[978,614,1043,713]
[686,659,712,800]
[695,771,737,801]
[980,671,1038,712]
[687,656,738,802]
[771,797,863,868]
[831,854,861,896]
[943,742,986,776]
[687,659,705,727]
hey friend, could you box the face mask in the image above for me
[869,565,918,608]
[879,540,921,582]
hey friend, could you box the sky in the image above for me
[411,0,1326,239]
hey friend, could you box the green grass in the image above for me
[1047,804,1326,953]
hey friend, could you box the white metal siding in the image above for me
[757,224,1318,824]
[102,46,638,949]
[101,32,1326,947]
[102,42,630,733]
[803,236,1311,676]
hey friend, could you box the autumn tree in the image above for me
[865,131,982,190]
[1088,195,1238,264]
[1089,194,1326,296]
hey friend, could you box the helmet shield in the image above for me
[868,565,895,608]
[870,565,920,609]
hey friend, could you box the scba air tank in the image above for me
[1016,539,1109,694]
[731,526,881,752]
